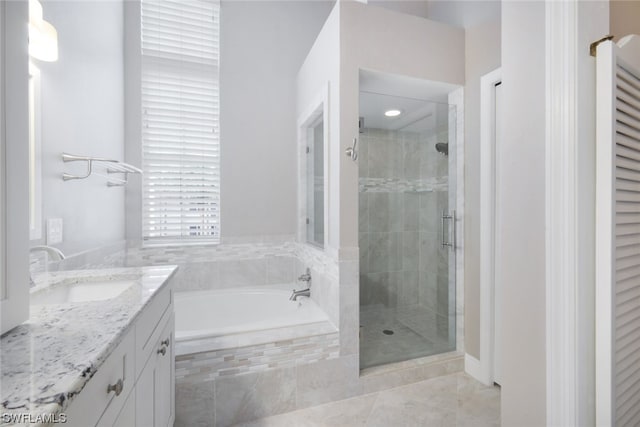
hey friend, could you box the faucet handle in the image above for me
[298,268,312,282]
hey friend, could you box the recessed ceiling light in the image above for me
[384,109,402,117]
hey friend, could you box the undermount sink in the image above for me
[30,280,136,305]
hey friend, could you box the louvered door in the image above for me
[596,34,640,427]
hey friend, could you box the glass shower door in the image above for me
[358,92,456,369]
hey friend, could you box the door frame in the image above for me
[472,67,502,386]
[449,87,466,354]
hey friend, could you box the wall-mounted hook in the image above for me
[345,137,358,161]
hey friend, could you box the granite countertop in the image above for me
[0,265,177,426]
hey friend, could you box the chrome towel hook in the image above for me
[345,137,358,161]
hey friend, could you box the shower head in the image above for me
[435,142,449,156]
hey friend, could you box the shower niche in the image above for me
[358,70,459,369]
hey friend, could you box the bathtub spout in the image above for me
[289,288,310,301]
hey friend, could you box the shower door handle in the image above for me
[441,210,456,250]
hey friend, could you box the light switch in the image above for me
[46,218,63,245]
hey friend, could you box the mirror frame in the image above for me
[28,62,42,241]
[1,0,30,334]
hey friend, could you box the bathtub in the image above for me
[174,284,337,357]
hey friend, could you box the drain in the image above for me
[382,329,394,335]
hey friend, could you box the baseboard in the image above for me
[464,353,483,382]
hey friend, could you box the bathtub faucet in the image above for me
[289,288,310,301]
[298,268,312,283]
[290,268,312,301]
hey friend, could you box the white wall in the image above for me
[297,4,340,251]
[463,18,501,360]
[38,0,125,254]
[427,0,500,29]
[220,0,334,239]
[500,2,546,424]
[369,0,429,19]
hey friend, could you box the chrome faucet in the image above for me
[29,246,66,287]
[30,245,66,261]
[290,268,311,301]
[298,268,311,283]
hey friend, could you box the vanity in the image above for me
[0,266,177,427]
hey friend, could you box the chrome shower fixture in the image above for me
[435,142,449,156]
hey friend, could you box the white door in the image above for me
[596,34,640,427]
[493,81,503,386]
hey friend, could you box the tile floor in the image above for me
[235,372,500,427]
[360,304,454,369]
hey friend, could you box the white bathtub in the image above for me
[174,284,336,356]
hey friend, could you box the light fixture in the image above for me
[29,0,58,62]
[384,109,402,117]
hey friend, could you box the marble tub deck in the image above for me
[235,372,500,427]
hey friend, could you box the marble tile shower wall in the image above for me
[359,128,450,317]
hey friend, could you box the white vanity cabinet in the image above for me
[65,284,175,427]
[65,329,136,427]
[136,313,175,427]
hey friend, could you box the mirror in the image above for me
[306,115,324,247]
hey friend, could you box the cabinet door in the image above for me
[135,314,174,427]
[113,391,135,427]
[135,343,156,427]
[156,316,174,427]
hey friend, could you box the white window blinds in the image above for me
[141,0,220,242]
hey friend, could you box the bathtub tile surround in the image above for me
[294,243,340,328]
[40,239,338,326]
[175,332,340,380]
[175,380,216,427]
[173,353,463,427]
[0,266,176,422]
[215,367,298,427]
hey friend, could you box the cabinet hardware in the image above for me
[107,379,124,396]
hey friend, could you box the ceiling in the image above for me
[359,69,456,132]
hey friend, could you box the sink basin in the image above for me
[30,280,136,305]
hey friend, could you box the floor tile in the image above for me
[232,373,500,427]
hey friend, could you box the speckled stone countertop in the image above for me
[0,265,177,425]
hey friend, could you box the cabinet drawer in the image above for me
[65,330,135,427]
[135,284,172,378]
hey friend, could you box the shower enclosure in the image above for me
[358,91,457,369]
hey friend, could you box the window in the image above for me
[140,0,220,242]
